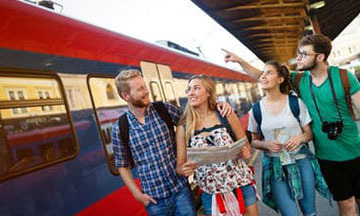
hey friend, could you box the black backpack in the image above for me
[118,102,175,168]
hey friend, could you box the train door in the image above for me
[140,62,179,106]
[87,75,127,175]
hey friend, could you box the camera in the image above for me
[322,121,343,140]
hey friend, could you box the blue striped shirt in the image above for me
[112,102,188,198]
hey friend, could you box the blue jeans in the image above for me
[145,185,196,216]
[201,184,257,215]
[271,157,316,216]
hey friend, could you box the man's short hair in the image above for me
[115,69,142,96]
[298,34,332,60]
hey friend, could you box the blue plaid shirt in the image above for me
[112,102,188,198]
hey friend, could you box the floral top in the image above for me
[188,125,254,194]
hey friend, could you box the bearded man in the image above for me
[112,69,233,216]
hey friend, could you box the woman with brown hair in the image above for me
[224,50,332,216]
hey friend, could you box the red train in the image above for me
[0,0,261,215]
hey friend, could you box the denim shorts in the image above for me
[201,184,257,215]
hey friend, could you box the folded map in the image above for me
[187,137,247,165]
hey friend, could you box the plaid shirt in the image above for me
[112,102,188,198]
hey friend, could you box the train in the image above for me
[0,0,262,215]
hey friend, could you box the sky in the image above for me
[50,0,265,71]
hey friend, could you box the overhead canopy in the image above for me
[191,0,360,63]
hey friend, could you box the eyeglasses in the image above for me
[296,50,321,59]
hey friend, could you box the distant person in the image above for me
[223,34,360,216]
[112,70,233,216]
[176,74,258,216]
[247,61,331,215]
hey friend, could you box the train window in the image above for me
[245,83,255,103]
[88,76,127,175]
[174,78,189,110]
[149,81,163,102]
[216,83,224,96]
[106,84,116,100]
[237,82,252,115]
[252,83,261,102]
[164,82,177,106]
[237,82,248,100]
[0,74,78,181]
[67,89,76,108]
[228,83,240,112]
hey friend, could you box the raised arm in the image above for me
[222,48,262,80]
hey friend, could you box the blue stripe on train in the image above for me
[0,109,138,216]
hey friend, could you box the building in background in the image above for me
[328,14,360,76]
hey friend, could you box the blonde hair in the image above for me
[179,74,217,144]
[115,69,142,97]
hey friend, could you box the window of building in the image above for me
[8,90,28,114]
[0,73,78,182]
[38,90,53,111]
[349,47,352,54]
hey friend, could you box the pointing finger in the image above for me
[221,48,230,54]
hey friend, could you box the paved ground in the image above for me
[255,121,360,216]
[254,150,338,216]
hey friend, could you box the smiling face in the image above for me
[259,64,284,91]
[187,78,210,108]
[123,76,150,108]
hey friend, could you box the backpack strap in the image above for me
[339,69,355,119]
[293,73,305,97]
[152,102,175,136]
[151,102,177,153]
[252,102,262,136]
[252,96,300,136]
[288,94,301,126]
[118,102,176,169]
[118,113,135,168]
[216,111,237,141]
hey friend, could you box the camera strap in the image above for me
[327,68,343,121]
[309,69,343,123]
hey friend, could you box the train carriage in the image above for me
[0,0,261,215]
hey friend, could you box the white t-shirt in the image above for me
[248,96,312,157]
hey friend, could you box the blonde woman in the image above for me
[176,74,258,216]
